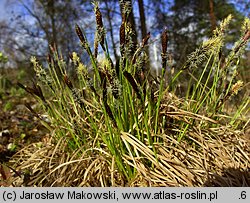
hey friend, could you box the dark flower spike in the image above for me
[94,2,106,52]
[161,29,168,72]
[102,75,117,127]
[115,58,120,77]
[17,82,46,103]
[123,71,142,101]
[104,102,117,128]
[35,83,46,102]
[17,82,30,94]
[64,74,73,90]
[161,29,168,55]
[120,21,126,57]
[75,24,86,45]
[95,5,103,29]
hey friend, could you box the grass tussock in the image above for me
[10,124,249,186]
[5,5,250,186]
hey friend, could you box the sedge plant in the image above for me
[18,1,250,183]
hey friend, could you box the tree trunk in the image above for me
[138,0,147,39]
[104,0,118,62]
[48,0,57,46]
[137,0,150,71]
[209,0,216,32]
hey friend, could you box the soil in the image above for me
[0,86,48,164]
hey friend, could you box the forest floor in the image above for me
[0,92,48,162]
[0,69,49,185]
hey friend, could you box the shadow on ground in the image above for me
[204,167,250,186]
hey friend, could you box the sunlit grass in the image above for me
[12,6,250,186]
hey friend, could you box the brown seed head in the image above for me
[161,29,168,55]
[95,6,103,29]
[120,22,125,57]
[123,71,142,101]
[75,24,86,45]
[120,22,125,46]
[94,3,105,50]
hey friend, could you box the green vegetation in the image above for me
[0,52,9,95]
[0,52,8,64]
[9,4,249,186]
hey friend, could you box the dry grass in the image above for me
[8,94,250,187]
